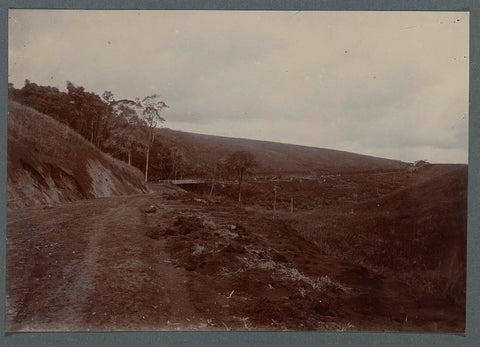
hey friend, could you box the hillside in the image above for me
[287,164,467,313]
[156,128,408,176]
[7,101,148,209]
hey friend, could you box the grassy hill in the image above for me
[7,101,148,208]
[156,128,408,176]
[287,163,467,310]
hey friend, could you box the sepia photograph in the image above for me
[6,10,468,332]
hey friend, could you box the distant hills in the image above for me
[155,128,408,176]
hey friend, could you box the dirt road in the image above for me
[6,189,206,331]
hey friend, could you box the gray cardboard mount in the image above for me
[1,1,478,346]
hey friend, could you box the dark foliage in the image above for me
[9,80,108,147]
[8,80,181,181]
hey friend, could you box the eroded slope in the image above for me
[7,101,148,208]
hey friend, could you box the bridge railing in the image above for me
[158,179,206,184]
[158,179,239,185]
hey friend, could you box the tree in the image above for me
[66,81,108,146]
[168,147,185,180]
[135,95,169,183]
[100,94,168,181]
[102,98,144,165]
[224,150,257,202]
[147,140,179,180]
[99,90,115,147]
[208,160,222,197]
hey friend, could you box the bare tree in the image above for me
[225,150,257,202]
[134,95,169,183]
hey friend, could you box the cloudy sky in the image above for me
[8,10,469,163]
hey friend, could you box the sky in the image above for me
[8,10,469,163]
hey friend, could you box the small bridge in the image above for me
[158,179,238,187]
[158,179,207,185]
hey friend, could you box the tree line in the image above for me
[9,80,172,182]
[8,80,258,192]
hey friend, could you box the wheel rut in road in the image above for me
[6,194,202,331]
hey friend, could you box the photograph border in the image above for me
[1,1,478,346]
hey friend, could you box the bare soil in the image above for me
[7,101,147,209]
[6,166,466,332]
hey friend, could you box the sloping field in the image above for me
[354,164,467,273]
[156,128,408,175]
[7,101,148,208]
[288,164,467,328]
